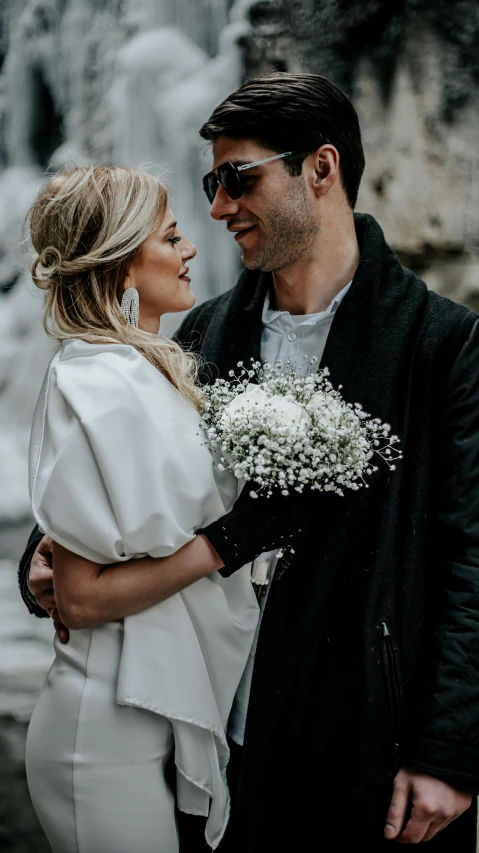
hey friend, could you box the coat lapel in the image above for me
[319,214,429,427]
[199,268,268,383]
[202,215,429,432]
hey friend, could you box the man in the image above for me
[19,74,479,851]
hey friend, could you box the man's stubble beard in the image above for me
[242,178,318,273]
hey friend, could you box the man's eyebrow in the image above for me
[163,220,177,232]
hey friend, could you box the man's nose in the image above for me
[209,183,241,220]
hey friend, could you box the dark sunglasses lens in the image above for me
[203,172,218,204]
[203,164,242,204]
[219,163,242,200]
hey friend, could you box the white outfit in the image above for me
[228,279,352,746]
[26,340,259,852]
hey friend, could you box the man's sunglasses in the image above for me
[202,150,303,205]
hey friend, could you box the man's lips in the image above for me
[228,224,256,242]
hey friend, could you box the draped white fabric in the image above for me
[29,341,259,849]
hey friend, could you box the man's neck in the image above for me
[270,213,360,315]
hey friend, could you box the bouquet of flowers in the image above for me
[201,359,401,498]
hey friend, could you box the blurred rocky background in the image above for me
[0,1,477,849]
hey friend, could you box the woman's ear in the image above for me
[123,273,134,293]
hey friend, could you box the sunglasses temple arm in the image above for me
[236,151,297,172]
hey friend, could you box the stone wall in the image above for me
[243,0,479,311]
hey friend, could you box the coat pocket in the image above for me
[380,621,401,768]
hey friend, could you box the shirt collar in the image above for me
[262,279,353,328]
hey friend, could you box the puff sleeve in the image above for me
[29,342,231,564]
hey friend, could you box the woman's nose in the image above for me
[182,240,197,261]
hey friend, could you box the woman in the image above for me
[25,166,260,853]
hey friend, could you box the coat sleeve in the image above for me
[17,524,49,618]
[173,300,215,351]
[199,485,317,577]
[172,306,202,348]
[404,317,479,792]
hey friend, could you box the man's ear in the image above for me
[311,145,340,196]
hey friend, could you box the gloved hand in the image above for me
[198,482,316,577]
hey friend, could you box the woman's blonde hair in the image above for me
[29,165,202,408]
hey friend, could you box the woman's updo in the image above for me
[28,166,201,408]
[33,246,62,282]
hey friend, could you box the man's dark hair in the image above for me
[200,72,365,209]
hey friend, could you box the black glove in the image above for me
[198,483,316,577]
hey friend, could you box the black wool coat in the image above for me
[173,214,479,852]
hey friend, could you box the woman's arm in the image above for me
[55,484,317,630]
[54,534,223,630]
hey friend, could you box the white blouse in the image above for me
[29,340,259,849]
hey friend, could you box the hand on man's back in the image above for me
[30,535,69,643]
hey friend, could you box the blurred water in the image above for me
[0,558,54,722]
[0,550,54,852]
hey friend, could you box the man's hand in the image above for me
[29,535,69,643]
[384,768,472,843]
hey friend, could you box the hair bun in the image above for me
[38,245,62,277]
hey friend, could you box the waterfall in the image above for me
[130,0,231,57]
[0,0,251,527]
[109,16,250,335]
[0,167,55,523]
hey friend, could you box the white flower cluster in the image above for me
[201,360,402,497]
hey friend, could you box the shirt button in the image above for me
[287,332,296,341]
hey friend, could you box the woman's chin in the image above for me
[159,291,196,317]
[179,290,196,311]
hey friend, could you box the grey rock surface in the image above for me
[0,557,54,722]
[0,716,51,853]
[243,0,479,312]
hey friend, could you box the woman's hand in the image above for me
[28,536,69,642]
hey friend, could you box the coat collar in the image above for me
[205,213,428,427]
[200,267,266,382]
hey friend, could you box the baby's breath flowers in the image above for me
[201,359,401,497]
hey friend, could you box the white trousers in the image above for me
[26,623,178,853]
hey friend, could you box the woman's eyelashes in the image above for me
[168,235,181,245]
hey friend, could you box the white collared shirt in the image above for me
[228,279,352,746]
[261,278,353,376]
